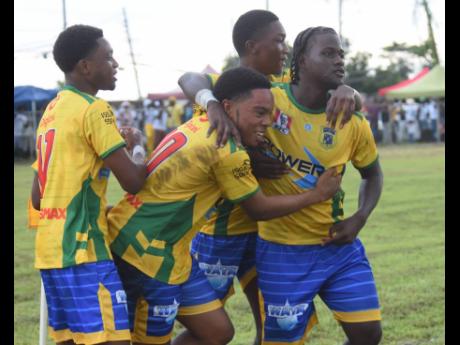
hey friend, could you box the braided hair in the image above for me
[290,26,337,84]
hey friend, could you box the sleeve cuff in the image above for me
[100,141,126,159]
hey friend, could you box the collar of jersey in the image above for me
[283,83,326,115]
[62,85,98,102]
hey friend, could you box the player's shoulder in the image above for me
[352,111,365,121]
[61,85,98,105]
[215,137,247,161]
[206,73,221,86]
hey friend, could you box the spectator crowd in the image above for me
[14,94,445,160]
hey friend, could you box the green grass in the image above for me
[14,143,445,345]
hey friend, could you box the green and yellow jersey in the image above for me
[192,69,291,118]
[107,116,260,284]
[258,82,378,245]
[34,85,126,269]
[195,69,292,237]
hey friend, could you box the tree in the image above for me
[345,51,412,94]
[383,40,436,67]
[344,51,371,92]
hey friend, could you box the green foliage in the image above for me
[383,40,436,67]
[14,144,445,345]
[222,54,240,72]
[345,50,413,94]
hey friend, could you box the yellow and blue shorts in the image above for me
[40,260,131,345]
[191,232,258,302]
[256,236,381,344]
[113,254,222,344]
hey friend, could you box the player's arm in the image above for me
[85,103,147,195]
[323,161,383,245]
[178,72,241,147]
[31,174,40,210]
[240,168,342,220]
[326,85,363,129]
[103,149,146,194]
[103,127,147,195]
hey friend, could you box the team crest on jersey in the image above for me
[272,110,291,135]
[153,299,180,324]
[199,259,239,289]
[319,126,337,149]
[267,300,309,331]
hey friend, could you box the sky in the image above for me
[14,0,445,101]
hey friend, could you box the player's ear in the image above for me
[75,59,91,76]
[221,99,233,116]
[245,40,258,55]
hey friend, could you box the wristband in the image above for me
[132,144,146,160]
[195,89,218,110]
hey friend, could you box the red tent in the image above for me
[377,67,430,96]
[147,65,220,101]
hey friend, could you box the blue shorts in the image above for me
[40,260,130,345]
[113,254,222,344]
[256,236,381,344]
[191,232,257,301]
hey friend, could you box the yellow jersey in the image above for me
[34,85,126,269]
[107,116,260,284]
[258,82,378,244]
[197,70,292,236]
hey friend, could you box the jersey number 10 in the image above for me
[146,131,187,176]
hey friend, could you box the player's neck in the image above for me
[65,75,98,96]
[291,81,328,110]
[239,57,270,77]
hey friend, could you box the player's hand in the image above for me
[326,85,358,129]
[321,213,367,245]
[247,147,290,179]
[313,168,342,202]
[119,126,143,153]
[207,101,242,148]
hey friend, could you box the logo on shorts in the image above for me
[267,300,309,331]
[153,299,180,324]
[115,290,128,314]
[272,110,292,135]
[199,260,239,290]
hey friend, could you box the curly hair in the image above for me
[232,10,279,56]
[53,24,103,73]
[213,67,271,102]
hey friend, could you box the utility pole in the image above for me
[62,0,67,29]
[122,7,142,100]
[338,0,343,41]
[266,0,269,10]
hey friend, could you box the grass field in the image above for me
[14,143,445,345]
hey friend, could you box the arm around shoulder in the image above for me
[103,147,147,195]
[178,72,213,102]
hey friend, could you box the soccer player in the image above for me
[179,10,360,147]
[106,67,342,345]
[253,27,384,345]
[178,9,362,345]
[30,25,147,345]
